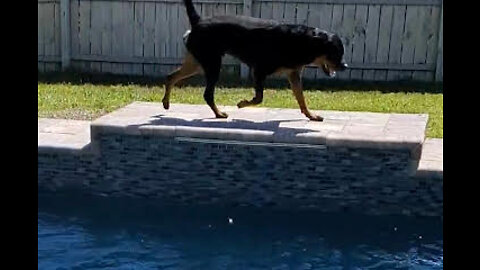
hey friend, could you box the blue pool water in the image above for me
[38,194,443,269]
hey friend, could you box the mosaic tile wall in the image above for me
[38,134,443,217]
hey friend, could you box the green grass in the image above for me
[38,82,443,138]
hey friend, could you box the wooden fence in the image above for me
[38,0,443,82]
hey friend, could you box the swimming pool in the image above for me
[38,193,443,269]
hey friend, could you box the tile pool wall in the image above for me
[38,134,442,217]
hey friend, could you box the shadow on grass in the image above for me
[38,70,443,94]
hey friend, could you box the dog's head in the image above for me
[311,30,348,77]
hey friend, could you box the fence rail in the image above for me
[38,0,443,82]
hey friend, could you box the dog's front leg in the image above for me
[287,70,323,121]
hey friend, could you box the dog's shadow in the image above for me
[130,114,319,136]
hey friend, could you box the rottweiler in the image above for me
[163,0,348,121]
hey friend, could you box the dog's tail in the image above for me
[183,0,200,26]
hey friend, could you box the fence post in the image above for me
[240,0,252,79]
[435,1,443,82]
[60,0,71,70]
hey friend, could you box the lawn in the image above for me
[38,82,443,138]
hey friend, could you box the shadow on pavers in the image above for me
[129,114,317,137]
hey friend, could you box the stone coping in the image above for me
[416,138,443,179]
[90,102,427,156]
[38,118,91,154]
[37,109,442,179]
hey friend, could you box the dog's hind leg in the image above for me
[237,70,266,108]
[287,69,323,121]
[163,52,201,109]
[202,57,228,118]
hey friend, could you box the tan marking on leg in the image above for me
[287,69,323,121]
[163,52,201,109]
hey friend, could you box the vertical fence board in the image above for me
[252,0,260,18]
[260,0,273,20]
[43,4,54,55]
[339,5,355,80]
[283,1,295,23]
[133,1,145,75]
[180,3,191,57]
[424,6,440,81]
[154,2,162,75]
[54,3,61,59]
[306,3,318,79]
[122,1,134,74]
[330,5,345,80]
[387,5,406,81]
[362,5,380,81]
[214,3,226,16]
[70,0,81,72]
[204,2,214,18]
[374,5,393,81]
[173,3,181,59]
[90,1,102,72]
[143,2,156,76]
[38,3,45,57]
[295,3,308,25]
[70,0,78,56]
[171,3,180,61]
[320,4,334,31]
[308,4,320,80]
[272,0,284,22]
[100,1,112,73]
[350,5,368,80]
[78,0,91,71]
[111,1,124,73]
[412,6,429,81]
[297,3,310,80]
[296,4,314,79]
[44,3,56,71]
[435,3,442,82]
[398,5,418,81]
[38,3,46,72]
[226,2,237,16]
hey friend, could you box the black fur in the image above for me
[176,0,347,119]
[186,15,346,75]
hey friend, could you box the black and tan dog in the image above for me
[163,0,348,121]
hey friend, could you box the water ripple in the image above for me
[38,194,443,270]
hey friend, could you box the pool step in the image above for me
[38,118,92,154]
[38,102,442,216]
[416,138,443,179]
[90,102,427,158]
[38,102,442,177]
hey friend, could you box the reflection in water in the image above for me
[38,193,442,269]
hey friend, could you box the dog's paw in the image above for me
[237,100,250,108]
[216,111,229,118]
[308,114,324,122]
[162,99,170,110]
